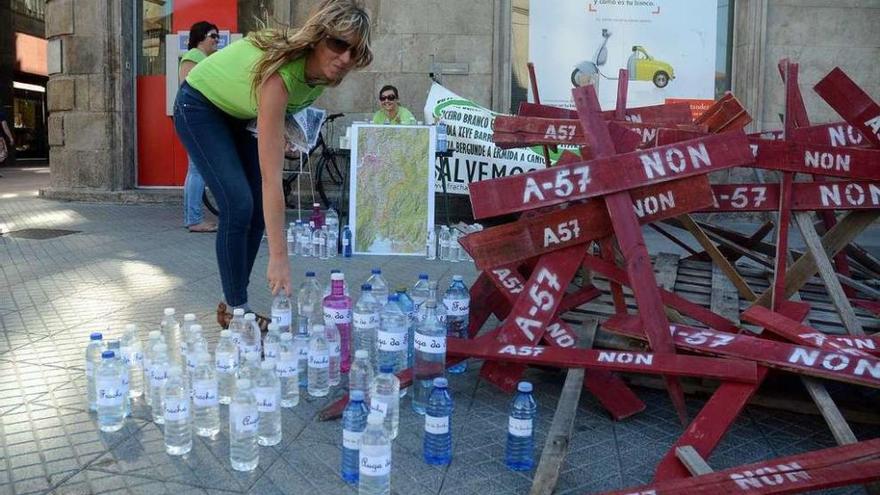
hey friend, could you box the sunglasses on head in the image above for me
[379,94,397,102]
[208,33,219,39]
[325,35,354,55]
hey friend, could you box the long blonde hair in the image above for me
[248,0,373,97]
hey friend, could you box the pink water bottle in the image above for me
[323,272,353,372]
[310,202,325,229]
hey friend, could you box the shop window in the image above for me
[138,0,173,75]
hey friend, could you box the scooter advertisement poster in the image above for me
[529,0,719,116]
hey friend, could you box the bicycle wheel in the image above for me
[314,157,333,209]
[202,187,219,216]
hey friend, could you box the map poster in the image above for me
[348,124,436,256]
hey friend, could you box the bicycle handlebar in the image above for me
[325,113,345,122]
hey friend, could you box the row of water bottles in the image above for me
[287,203,353,259]
[425,224,482,262]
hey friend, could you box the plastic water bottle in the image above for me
[237,351,261,385]
[326,204,340,235]
[438,226,451,261]
[426,228,437,260]
[437,122,448,153]
[292,219,303,255]
[448,229,461,263]
[242,313,262,356]
[426,281,447,327]
[310,202,325,228]
[424,377,453,465]
[149,343,170,424]
[271,293,293,332]
[353,284,380,370]
[326,322,341,386]
[412,274,430,312]
[228,308,246,349]
[341,390,369,484]
[349,350,373,404]
[192,351,220,437]
[182,313,197,352]
[186,325,207,388]
[342,225,353,257]
[297,271,323,322]
[300,221,313,257]
[365,268,389,306]
[370,364,400,440]
[444,275,470,374]
[85,332,104,411]
[120,325,143,399]
[106,340,131,418]
[215,330,238,405]
[324,272,353,372]
[308,324,330,397]
[263,323,282,363]
[378,294,407,381]
[160,308,182,365]
[143,331,165,407]
[255,361,282,446]
[394,289,416,368]
[359,411,392,495]
[294,322,310,389]
[313,225,327,260]
[277,333,299,407]
[96,350,125,432]
[413,301,446,414]
[323,269,350,298]
[287,222,295,256]
[506,381,537,471]
[163,366,192,455]
[229,379,259,472]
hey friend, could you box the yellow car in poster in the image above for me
[627,45,675,88]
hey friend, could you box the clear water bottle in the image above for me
[160,307,182,365]
[271,293,293,332]
[412,274,430,313]
[438,226,451,261]
[394,288,417,368]
[149,343,170,424]
[426,281,447,328]
[96,350,125,432]
[182,313,197,353]
[106,340,131,418]
[370,364,400,440]
[229,379,259,472]
[349,350,373,404]
[437,122,448,153]
[444,275,470,374]
[448,229,461,263]
[300,221,314,257]
[85,332,104,411]
[293,219,304,255]
[297,271,323,322]
[342,225,353,258]
[326,323,341,387]
[365,268,389,306]
[353,284,381,371]
[263,323,282,363]
[424,377,453,465]
[186,325,207,389]
[294,323,310,389]
[324,272,353,372]
[255,361,282,447]
[120,325,143,399]
[242,313,262,356]
[326,204,340,236]
[506,381,537,471]
[426,228,437,260]
[228,307,246,349]
[277,333,299,407]
[308,324,330,397]
[143,331,165,407]
[359,411,392,495]
[163,366,192,455]
[313,226,327,260]
[378,294,407,382]
[215,330,239,405]
[341,390,369,484]
[413,301,446,414]
[287,222,295,256]
[192,351,220,437]
[237,351,261,384]
[327,225,339,258]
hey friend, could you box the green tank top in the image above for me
[179,47,207,66]
[186,39,325,120]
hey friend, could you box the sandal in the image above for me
[216,302,233,329]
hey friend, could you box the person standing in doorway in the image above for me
[371,85,416,125]
[174,0,372,326]
[0,106,15,170]
[180,21,220,232]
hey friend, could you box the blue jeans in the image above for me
[183,157,206,226]
[173,82,264,307]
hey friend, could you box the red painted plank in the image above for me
[604,316,880,389]
[606,438,880,495]
[470,130,753,219]
[517,101,694,125]
[790,122,869,148]
[750,140,880,180]
[447,338,758,382]
[693,92,752,133]
[707,181,880,212]
[854,299,880,317]
[813,67,880,147]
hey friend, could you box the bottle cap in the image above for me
[164,308,175,316]
[313,202,320,208]
[237,379,252,389]
[379,364,394,373]
[261,361,274,371]
[331,269,340,274]
[517,381,533,393]
[371,268,381,274]
[244,313,256,320]
[419,273,429,280]
[191,324,202,333]
[220,329,231,338]
[184,313,196,321]
[280,332,292,341]
[452,275,463,281]
[306,271,316,277]
[433,377,448,388]
[367,411,384,425]
[233,308,245,316]
[331,272,344,281]
[90,332,103,341]
[355,349,368,359]
[101,350,114,359]
[388,294,399,302]
[361,284,372,291]
[350,390,365,402]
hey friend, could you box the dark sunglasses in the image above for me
[325,36,354,55]
[379,94,397,102]
[208,33,219,39]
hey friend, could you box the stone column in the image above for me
[43,0,135,199]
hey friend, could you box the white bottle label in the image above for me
[271,310,291,328]
[414,333,446,354]
[508,417,533,437]
[425,415,449,435]
[254,387,278,412]
[215,352,237,374]
[343,429,363,450]
[297,345,310,360]
[342,238,350,247]
[323,308,352,326]
[370,399,389,417]
[192,380,218,407]
[353,312,380,329]
[444,299,470,316]
[360,449,392,477]
[96,377,124,407]
[264,343,280,362]
[230,404,259,433]
[377,331,405,352]
[276,354,298,378]
[329,342,341,358]
[149,367,168,388]
[309,350,329,369]
[164,398,190,421]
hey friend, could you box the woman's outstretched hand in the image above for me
[267,254,292,296]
